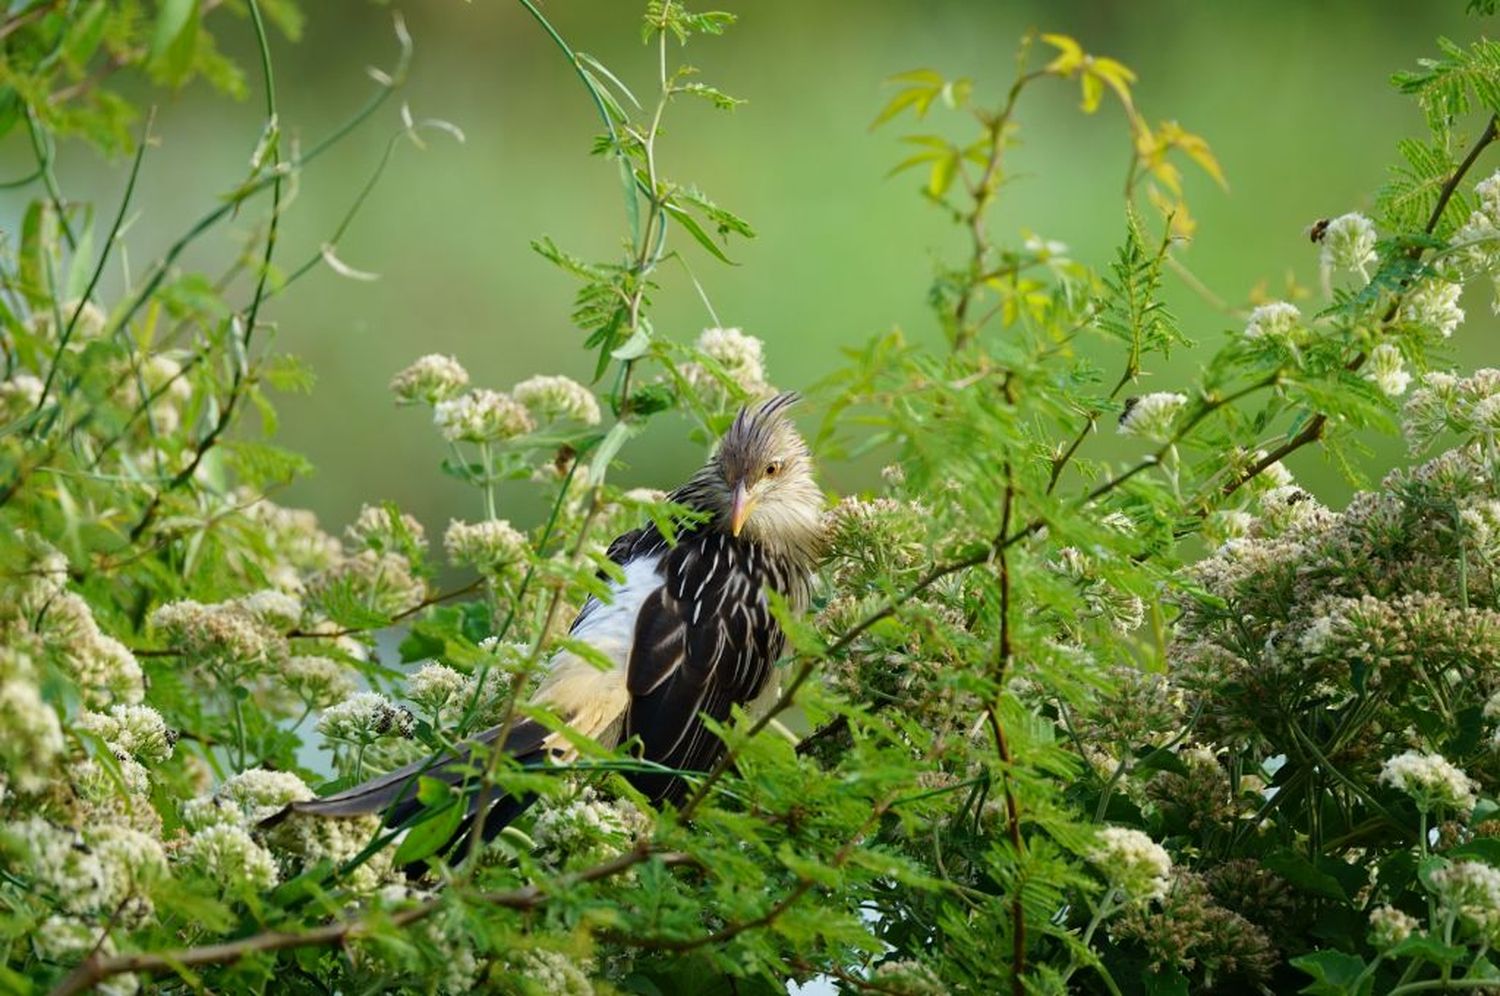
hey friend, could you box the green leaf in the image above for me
[151,0,200,84]
[1143,968,1189,996]
[588,419,640,485]
[392,799,463,866]
[1262,850,1349,902]
[661,201,736,264]
[1386,933,1467,968]
[1448,837,1500,866]
[1289,950,1368,995]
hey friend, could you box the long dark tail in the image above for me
[264,719,554,863]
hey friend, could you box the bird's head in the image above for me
[710,392,823,559]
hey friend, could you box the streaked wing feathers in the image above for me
[623,529,780,801]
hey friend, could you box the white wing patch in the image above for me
[531,554,664,749]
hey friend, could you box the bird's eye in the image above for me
[764,462,781,478]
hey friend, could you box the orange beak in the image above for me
[730,481,755,537]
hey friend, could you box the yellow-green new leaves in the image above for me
[1041,33,1136,114]
[871,69,974,129]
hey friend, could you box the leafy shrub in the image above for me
[5,2,1500,994]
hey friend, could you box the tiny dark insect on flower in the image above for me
[1306,218,1331,243]
[1119,396,1140,424]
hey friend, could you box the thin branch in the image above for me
[49,846,692,996]
[1217,114,1499,503]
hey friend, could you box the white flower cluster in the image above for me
[1118,392,1188,442]
[1431,860,1500,935]
[434,388,534,443]
[1404,369,1500,451]
[1257,485,1333,533]
[1379,750,1476,812]
[406,663,475,721]
[1401,279,1465,339]
[237,491,344,583]
[0,647,65,793]
[681,327,771,404]
[183,767,315,828]
[1451,170,1500,313]
[29,299,106,342]
[346,503,426,555]
[151,592,296,672]
[1365,342,1411,397]
[0,373,44,423]
[5,542,145,709]
[121,353,195,435]
[307,549,426,620]
[282,654,359,708]
[1086,825,1172,900]
[75,704,176,765]
[531,785,650,868]
[444,518,529,571]
[501,949,596,995]
[512,374,601,426]
[4,817,166,923]
[1319,212,1379,283]
[316,691,415,745]
[1242,301,1302,343]
[182,768,393,895]
[390,353,470,405]
[1367,905,1419,949]
[183,822,280,892]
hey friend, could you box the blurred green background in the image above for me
[29,1,1499,539]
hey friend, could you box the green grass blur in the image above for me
[37,1,1500,539]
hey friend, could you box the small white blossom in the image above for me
[308,550,426,620]
[1243,301,1302,343]
[184,823,279,891]
[1402,279,1465,338]
[346,504,426,554]
[183,767,314,829]
[1118,392,1188,442]
[512,374,601,426]
[234,589,303,629]
[433,389,534,443]
[1366,342,1411,397]
[282,655,358,708]
[407,662,473,718]
[1299,615,1336,656]
[75,704,176,765]
[1379,750,1476,812]
[1320,212,1379,282]
[444,518,528,571]
[317,691,415,744]
[390,354,469,405]
[1086,826,1172,900]
[682,327,770,402]
[1368,906,1419,949]
[1432,860,1500,933]
[503,949,595,995]
[531,786,650,867]
[0,374,44,422]
[151,599,283,670]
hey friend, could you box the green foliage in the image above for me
[9,5,1500,996]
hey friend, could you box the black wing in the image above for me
[622,528,782,803]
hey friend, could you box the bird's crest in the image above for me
[724,391,801,458]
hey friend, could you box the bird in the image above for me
[278,391,823,858]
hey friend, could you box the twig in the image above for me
[49,846,692,996]
[1217,114,1499,502]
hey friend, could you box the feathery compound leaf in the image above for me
[1394,37,1500,128]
